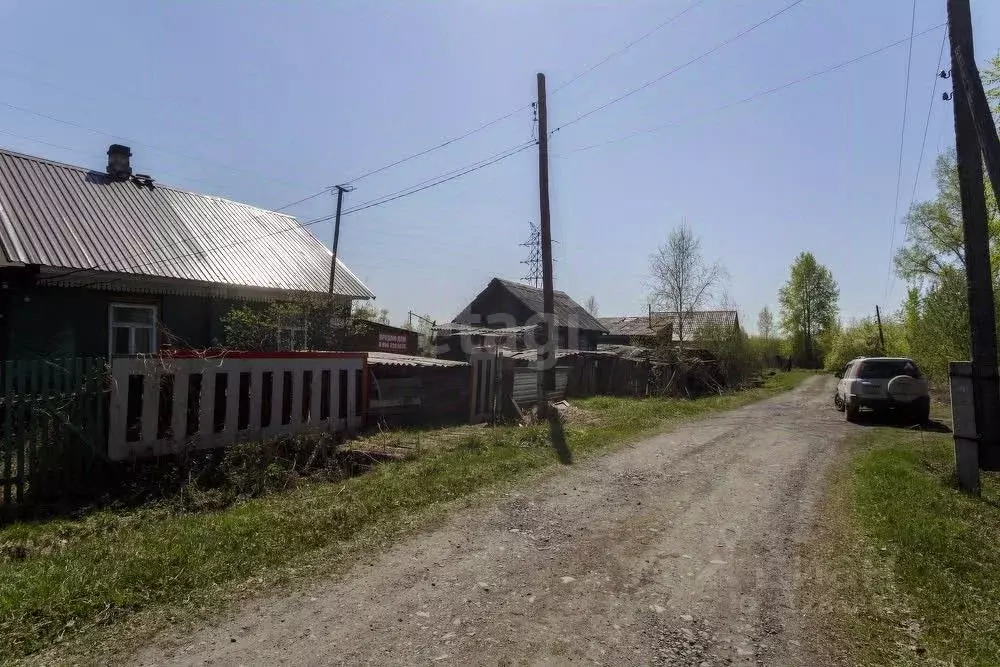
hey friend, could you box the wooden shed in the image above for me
[366,352,472,427]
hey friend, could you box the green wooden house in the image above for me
[0,145,374,360]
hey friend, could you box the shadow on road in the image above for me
[849,411,952,433]
[548,412,573,465]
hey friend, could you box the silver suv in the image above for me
[834,357,930,423]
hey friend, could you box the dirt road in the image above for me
[138,376,848,666]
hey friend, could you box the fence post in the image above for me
[2,362,11,507]
[950,361,981,495]
[14,361,25,504]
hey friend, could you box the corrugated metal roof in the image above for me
[0,147,373,299]
[367,352,469,368]
[599,311,738,341]
[498,348,599,362]
[432,323,539,336]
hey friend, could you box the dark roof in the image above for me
[599,310,738,342]
[0,147,373,299]
[454,278,606,333]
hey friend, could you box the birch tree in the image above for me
[648,223,724,344]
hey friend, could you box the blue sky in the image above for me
[1,0,998,331]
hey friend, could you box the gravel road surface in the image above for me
[137,375,847,666]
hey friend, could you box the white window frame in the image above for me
[109,303,158,356]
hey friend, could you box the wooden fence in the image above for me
[0,357,108,511]
[108,351,368,460]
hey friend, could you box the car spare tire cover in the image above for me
[887,375,921,403]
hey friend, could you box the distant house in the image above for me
[599,309,739,348]
[0,145,373,359]
[448,278,608,353]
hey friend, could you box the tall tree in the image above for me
[648,223,724,344]
[757,306,774,340]
[353,302,390,324]
[778,252,839,365]
[584,295,599,318]
[894,151,1000,284]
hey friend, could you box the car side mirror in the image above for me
[834,371,843,379]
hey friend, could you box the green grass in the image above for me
[0,370,810,662]
[818,414,1000,666]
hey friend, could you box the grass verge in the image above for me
[814,413,1000,666]
[1,370,810,663]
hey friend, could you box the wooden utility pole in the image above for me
[947,0,1000,471]
[875,305,886,355]
[328,185,352,295]
[536,73,556,416]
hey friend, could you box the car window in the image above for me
[856,359,922,379]
[840,362,853,378]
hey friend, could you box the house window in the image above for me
[277,320,308,351]
[109,303,157,355]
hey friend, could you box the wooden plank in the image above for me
[139,368,159,454]
[13,361,25,503]
[171,367,189,450]
[107,358,132,460]
[37,361,50,503]
[25,360,40,503]
[289,368,303,431]
[198,368,216,450]
[309,368,321,428]
[223,362,241,444]
[95,358,107,458]
[2,361,11,505]
[247,368,263,434]
[267,367,282,438]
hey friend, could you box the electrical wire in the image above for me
[342,142,535,215]
[884,0,919,304]
[36,142,531,284]
[907,29,949,216]
[549,0,712,95]
[341,105,533,185]
[553,23,946,157]
[552,0,809,134]
[0,99,311,190]
[65,141,536,289]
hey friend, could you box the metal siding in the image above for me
[0,149,373,299]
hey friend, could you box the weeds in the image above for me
[0,371,810,661]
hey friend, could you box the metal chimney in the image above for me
[106,144,132,181]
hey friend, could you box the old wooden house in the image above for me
[0,145,373,359]
[449,278,607,353]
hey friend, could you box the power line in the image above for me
[552,0,809,134]
[549,0,712,95]
[341,1,709,185]
[39,143,532,285]
[0,98,313,190]
[884,0,919,304]
[553,23,946,157]
[342,142,535,215]
[67,142,535,289]
[908,29,949,213]
[342,105,533,185]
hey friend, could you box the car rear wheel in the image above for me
[845,400,860,422]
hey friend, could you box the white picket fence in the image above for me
[108,352,367,461]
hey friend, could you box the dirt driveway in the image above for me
[137,375,848,666]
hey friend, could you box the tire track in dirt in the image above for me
[136,376,848,666]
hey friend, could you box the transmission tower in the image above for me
[520,221,542,288]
